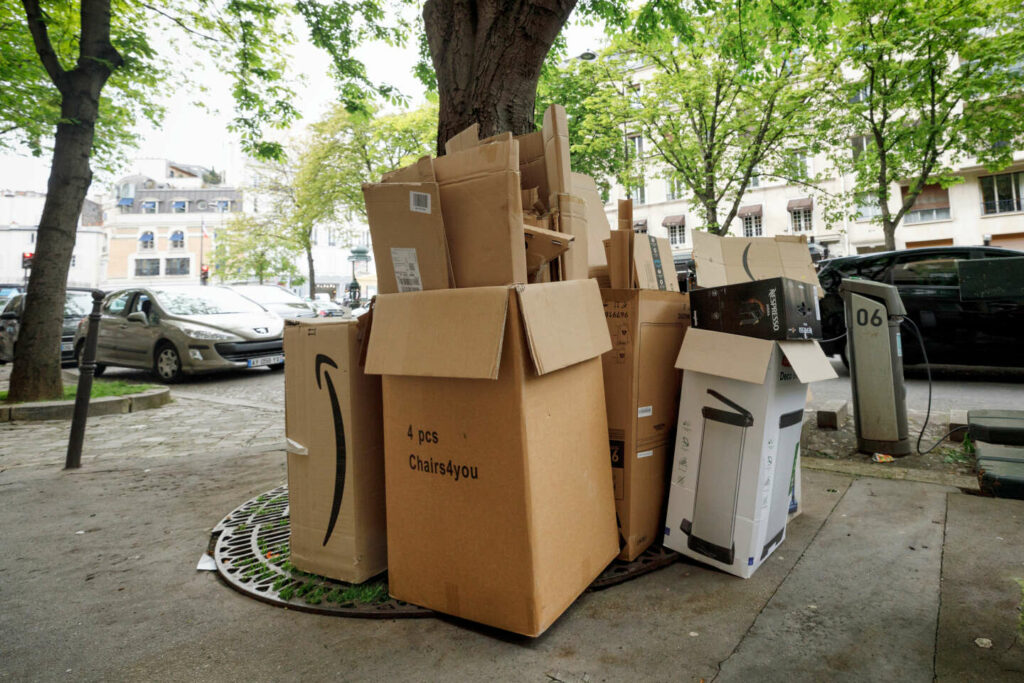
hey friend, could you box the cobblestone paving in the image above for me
[0,396,283,470]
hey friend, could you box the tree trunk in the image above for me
[8,0,122,403]
[883,219,896,251]
[424,0,577,153]
[306,247,316,299]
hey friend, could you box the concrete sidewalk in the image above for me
[1,398,1022,681]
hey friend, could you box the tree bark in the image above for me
[306,247,316,299]
[424,0,577,153]
[8,0,123,403]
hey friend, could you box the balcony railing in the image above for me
[982,198,1023,215]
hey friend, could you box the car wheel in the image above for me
[153,342,183,383]
[840,342,850,369]
[75,341,106,377]
[268,362,285,371]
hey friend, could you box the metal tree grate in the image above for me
[211,485,430,617]
[210,486,680,617]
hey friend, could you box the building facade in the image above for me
[0,190,106,288]
[103,160,243,287]
[604,147,1024,259]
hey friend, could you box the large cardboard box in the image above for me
[601,289,690,560]
[663,328,836,578]
[690,277,821,340]
[284,317,387,583]
[365,280,618,637]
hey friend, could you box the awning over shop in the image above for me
[117,197,133,206]
[662,214,685,227]
[633,218,648,231]
[138,232,154,243]
[737,204,762,218]
[787,198,813,212]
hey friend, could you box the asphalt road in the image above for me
[96,353,1024,419]
[814,356,1024,415]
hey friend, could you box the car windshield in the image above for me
[64,292,94,317]
[152,287,267,315]
[233,286,302,304]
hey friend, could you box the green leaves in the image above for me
[821,0,1024,246]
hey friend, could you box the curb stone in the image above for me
[803,455,978,491]
[1,387,171,422]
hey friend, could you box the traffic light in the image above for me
[21,252,33,269]
[200,265,210,284]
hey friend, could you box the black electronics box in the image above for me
[690,277,821,340]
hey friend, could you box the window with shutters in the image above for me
[742,214,762,237]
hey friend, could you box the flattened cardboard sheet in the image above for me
[572,172,611,270]
[692,231,821,296]
[433,138,527,288]
[362,182,453,294]
[542,105,571,203]
[634,234,680,292]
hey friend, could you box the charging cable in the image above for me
[900,317,968,455]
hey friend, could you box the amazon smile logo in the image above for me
[315,354,346,546]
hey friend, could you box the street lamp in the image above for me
[347,245,370,303]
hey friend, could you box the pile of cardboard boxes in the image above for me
[282,105,837,637]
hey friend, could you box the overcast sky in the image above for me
[0,17,605,196]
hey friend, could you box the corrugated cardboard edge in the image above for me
[515,280,611,376]
[674,328,773,384]
[381,156,435,184]
[444,123,480,155]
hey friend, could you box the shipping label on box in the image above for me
[365,280,617,637]
[284,317,387,584]
[662,328,835,578]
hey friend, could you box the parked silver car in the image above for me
[73,286,285,382]
[223,284,317,319]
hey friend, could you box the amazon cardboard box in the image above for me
[601,289,690,560]
[365,279,618,637]
[284,316,387,584]
[662,328,836,578]
[691,230,822,296]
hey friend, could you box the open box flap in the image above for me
[365,287,510,379]
[692,231,822,296]
[778,340,838,382]
[674,328,774,384]
[516,280,611,376]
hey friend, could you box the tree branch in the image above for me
[20,0,66,89]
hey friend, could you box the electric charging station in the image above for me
[840,279,911,455]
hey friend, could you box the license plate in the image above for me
[60,342,74,352]
[248,354,284,368]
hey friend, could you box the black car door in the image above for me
[887,250,974,365]
[961,249,1024,368]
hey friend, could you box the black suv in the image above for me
[817,246,1024,368]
